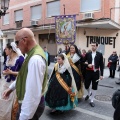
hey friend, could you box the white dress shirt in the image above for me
[92,51,96,71]
[92,51,96,65]
[9,55,46,120]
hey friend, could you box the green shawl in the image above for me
[16,45,47,101]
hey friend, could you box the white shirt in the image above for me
[9,55,46,120]
[92,51,96,65]
[71,53,80,63]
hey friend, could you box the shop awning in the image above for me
[76,18,120,30]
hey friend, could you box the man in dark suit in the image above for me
[84,43,104,107]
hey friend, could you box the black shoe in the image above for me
[90,102,95,107]
[85,93,92,101]
[50,110,64,115]
[85,95,89,101]
[78,98,82,103]
[50,110,57,115]
[117,69,120,71]
[116,81,120,85]
[58,110,64,114]
[111,76,114,79]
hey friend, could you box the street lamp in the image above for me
[0,0,10,18]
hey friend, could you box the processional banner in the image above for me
[55,15,76,44]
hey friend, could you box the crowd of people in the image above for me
[0,28,119,120]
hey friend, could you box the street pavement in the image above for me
[41,63,120,120]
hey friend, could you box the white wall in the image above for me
[114,0,120,23]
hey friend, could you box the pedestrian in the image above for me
[115,54,120,84]
[66,44,84,101]
[88,49,92,53]
[81,49,87,80]
[62,44,70,54]
[2,48,7,65]
[81,49,86,58]
[117,54,120,71]
[44,46,50,66]
[108,51,118,78]
[116,73,120,84]
[78,47,82,55]
[112,89,120,120]
[45,53,78,114]
[3,28,47,120]
[114,102,120,120]
[58,48,62,54]
[84,43,103,107]
[0,42,24,120]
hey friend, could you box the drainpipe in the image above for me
[110,7,120,19]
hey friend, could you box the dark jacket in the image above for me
[114,102,120,120]
[108,54,118,70]
[2,49,7,65]
[84,51,104,76]
[48,52,50,66]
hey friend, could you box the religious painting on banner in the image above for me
[55,15,76,44]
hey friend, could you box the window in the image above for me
[3,13,9,25]
[16,21,22,28]
[39,33,55,44]
[31,5,42,20]
[15,9,23,21]
[47,1,60,17]
[80,0,101,12]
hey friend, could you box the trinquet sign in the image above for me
[86,36,116,48]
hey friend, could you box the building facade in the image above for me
[0,0,120,64]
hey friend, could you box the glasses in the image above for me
[15,37,27,46]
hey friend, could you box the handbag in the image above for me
[107,62,111,68]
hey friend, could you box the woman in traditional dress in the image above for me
[0,42,24,120]
[45,53,78,114]
[66,44,84,100]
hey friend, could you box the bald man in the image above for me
[3,28,47,120]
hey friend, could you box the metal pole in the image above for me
[110,8,112,19]
[110,7,120,19]
[63,4,65,15]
